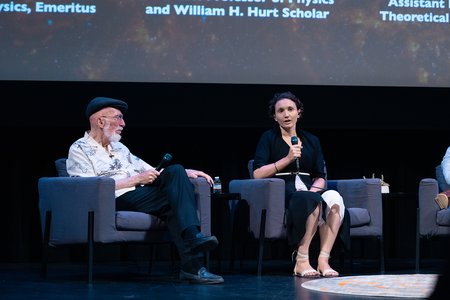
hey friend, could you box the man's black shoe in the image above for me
[180,267,224,284]
[184,233,218,255]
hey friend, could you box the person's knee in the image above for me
[312,205,320,217]
[161,164,186,179]
[322,190,345,213]
[323,190,343,203]
[329,204,340,215]
[165,164,184,173]
[328,205,341,232]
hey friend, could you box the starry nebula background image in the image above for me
[1,0,449,87]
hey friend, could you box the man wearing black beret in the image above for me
[84,96,129,119]
[66,96,224,284]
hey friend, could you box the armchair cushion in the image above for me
[116,211,166,231]
[55,158,69,177]
[436,209,450,226]
[347,208,371,227]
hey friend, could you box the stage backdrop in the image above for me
[1,0,450,87]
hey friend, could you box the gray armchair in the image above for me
[416,165,450,272]
[229,160,383,275]
[38,158,212,283]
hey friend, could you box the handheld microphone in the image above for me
[155,153,173,171]
[291,136,300,172]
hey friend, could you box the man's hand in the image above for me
[139,169,160,185]
[186,169,214,186]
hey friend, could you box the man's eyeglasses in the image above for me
[101,115,124,121]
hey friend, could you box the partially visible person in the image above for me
[66,96,224,284]
[430,146,450,298]
[252,91,349,278]
[435,146,450,210]
[442,146,450,184]
[429,243,450,299]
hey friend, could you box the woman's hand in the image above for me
[288,142,302,161]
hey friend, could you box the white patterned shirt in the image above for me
[442,146,450,185]
[67,131,153,197]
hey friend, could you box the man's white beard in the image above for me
[104,124,122,142]
[109,132,122,143]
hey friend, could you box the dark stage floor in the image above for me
[1,257,447,300]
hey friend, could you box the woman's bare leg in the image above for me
[294,204,321,276]
[317,204,341,277]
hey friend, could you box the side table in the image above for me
[382,192,416,266]
[211,192,247,271]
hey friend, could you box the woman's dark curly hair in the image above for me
[268,91,304,118]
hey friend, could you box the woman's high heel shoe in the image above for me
[292,251,320,278]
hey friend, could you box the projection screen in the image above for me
[1,0,450,87]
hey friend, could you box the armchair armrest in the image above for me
[418,178,440,236]
[38,176,116,245]
[190,177,212,236]
[229,178,285,239]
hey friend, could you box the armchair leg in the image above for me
[338,247,345,273]
[349,249,354,273]
[148,244,154,274]
[41,211,52,279]
[415,207,420,273]
[257,209,267,276]
[170,242,176,273]
[87,211,94,284]
[379,235,385,274]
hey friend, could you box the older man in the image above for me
[66,97,224,284]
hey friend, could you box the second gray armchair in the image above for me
[229,160,383,275]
